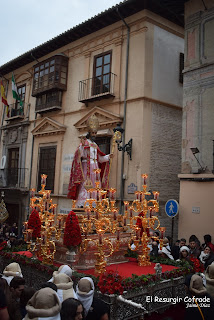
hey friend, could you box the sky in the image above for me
[0,0,121,67]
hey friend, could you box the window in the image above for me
[8,148,19,186]
[37,146,56,192]
[32,54,68,96]
[93,52,112,95]
[95,136,111,154]
[35,91,62,111]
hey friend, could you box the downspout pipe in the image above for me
[116,8,130,214]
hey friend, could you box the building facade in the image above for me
[0,1,184,239]
[178,0,214,242]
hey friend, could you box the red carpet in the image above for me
[78,260,178,277]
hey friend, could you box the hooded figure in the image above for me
[184,274,214,320]
[76,277,95,316]
[2,262,23,285]
[24,287,61,320]
[48,265,73,283]
[205,262,214,298]
[53,273,77,303]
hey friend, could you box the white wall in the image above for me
[152,26,184,107]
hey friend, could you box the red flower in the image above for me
[63,211,82,249]
[98,270,124,295]
[28,209,41,239]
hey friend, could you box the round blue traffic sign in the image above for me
[165,199,179,218]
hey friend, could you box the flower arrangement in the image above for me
[189,256,204,273]
[63,211,82,251]
[28,209,41,239]
[98,270,124,295]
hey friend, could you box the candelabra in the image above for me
[24,174,65,265]
[78,169,123,275]
[124,174,165,266]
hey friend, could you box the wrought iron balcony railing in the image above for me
[79,72,116,103]
[0,168,28,188]
[6,103,25,120]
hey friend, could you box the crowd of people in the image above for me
[0,263,109,320]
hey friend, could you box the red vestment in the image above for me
[67,140,110,200]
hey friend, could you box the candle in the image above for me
[153,191,160,201]
[129,206,133,218]
[149,207,152,218]
[124,201,129,212]
[87,209,91,220]
[30,188,35,198]
[141,174,148,185]
[123,217,126,226]
[113,210,117,220]
[98,233,102,244]
[116,230,120,241]
[139,192,143,202]
[24,222,28,231]
[52,204,57,215]
[95,211,99,219]
[41,174,47,186]
[58,219,62,229]
[45,201,48,211]
[46,190,51,199]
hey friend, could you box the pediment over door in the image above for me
[74,106,123,132]
[32,117,66,137]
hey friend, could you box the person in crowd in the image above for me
[188,236,201,258]
[20,286,36,318]
[60,298,84,320]
[204,247,214,270]
[184,274,214,320]
[53,273,77,303]
[199,246,212,265]
[178,246,190,262]
[202,234,214,252]
[205,262,214,299]
[49,264,73,282]
[24,287,61,320]
[0,288,9,320]
[150,241,159,257]
[2,262,23,285]
[189,234,201,249]
[10,223,18,237]
[159,238,174,260]
[171,238,187,260]
[0,278,11,304]
[76,277,109,320]
[7,276,25,320]
[40,282,58,292]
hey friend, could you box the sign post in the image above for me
[165,199,179,245]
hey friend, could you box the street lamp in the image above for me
[113,123,132,160]
[190,147,206,172]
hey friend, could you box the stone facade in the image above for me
[0,5,183,241]
[178,1,214,242]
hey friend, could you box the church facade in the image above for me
[0,1,184,239]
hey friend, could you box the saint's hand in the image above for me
[80,137,86,146]
[109,153,114,159]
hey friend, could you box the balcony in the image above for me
[0,168,28,188]
[35,90,62,113]
[79,72,116,104]
[5,103,25,121]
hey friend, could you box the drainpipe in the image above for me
[116,8,130,214]
[27,111,37,218]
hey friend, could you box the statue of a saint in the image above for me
[67,115,113,207]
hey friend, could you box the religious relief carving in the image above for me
[74,106,122,132]
[9,129,18,143]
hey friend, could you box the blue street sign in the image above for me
[165,199,179,218]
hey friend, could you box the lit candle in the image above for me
[87,209,91,220]
[52,204,57,215]
[142,174,148,185]
[41,174,47,186]
[24,222,28,231]
[124,201,129,212]
[30,188,35,198]
[149,207,153,218]
[129,206,133,218]
[153,191,160,201]
[46,190,51,199]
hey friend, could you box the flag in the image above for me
[12,73,23,109]
[1,81,8,106]
[0,81,9,117]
